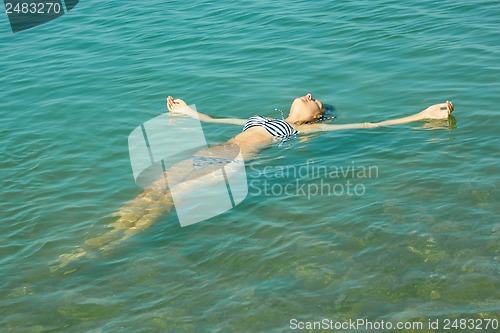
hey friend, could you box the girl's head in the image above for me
[287,93,326,123]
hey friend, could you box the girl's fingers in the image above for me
[447,100,454,112]
[442,101,454,116]
[438,101,454,112]
[167,96,180,111]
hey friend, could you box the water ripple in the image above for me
[1,0,499,331]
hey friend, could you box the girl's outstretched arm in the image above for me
[372,101,454,127]
[299,101,454,133]
[167,96,247,126]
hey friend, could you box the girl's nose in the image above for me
[306,93,312,100]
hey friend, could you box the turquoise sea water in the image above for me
[1,0,499,331]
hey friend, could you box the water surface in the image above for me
[1,0,499,331]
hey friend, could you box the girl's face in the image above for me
[289,93,325,122]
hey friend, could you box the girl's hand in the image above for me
[167,96,194,116]
[420,101,454,120]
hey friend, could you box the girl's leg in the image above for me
[52,143,241,270]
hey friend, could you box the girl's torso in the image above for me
[228,116,298,157]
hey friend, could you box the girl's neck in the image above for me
[284,116,312,126]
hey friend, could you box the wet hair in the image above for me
[316,104,336,122]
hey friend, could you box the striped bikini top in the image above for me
[242,115,298,139]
